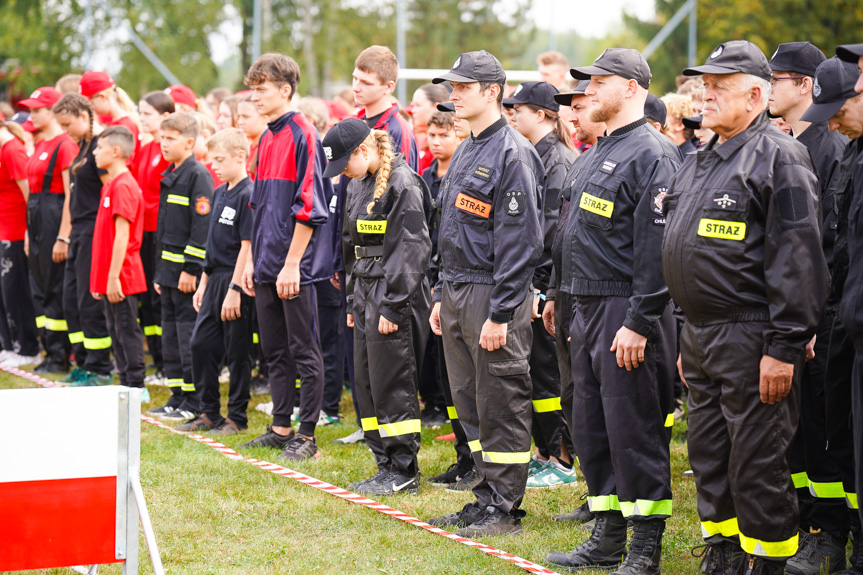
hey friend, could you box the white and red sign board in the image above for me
[0,387,124,571]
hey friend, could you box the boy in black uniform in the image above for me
[427,51,546,537]
[180,128,253,434]
[147,112,213,421]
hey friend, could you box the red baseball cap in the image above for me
[18,86,62,110]
[22,117,38,132]
[79,71,115,99]
[165,85,197,108]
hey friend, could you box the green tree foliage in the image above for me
[626,0,863,95]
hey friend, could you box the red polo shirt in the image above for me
[27,134,77,195]
[0,138,30,241]
[133,140,170,232]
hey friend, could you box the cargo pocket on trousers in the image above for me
[487,358,531,419]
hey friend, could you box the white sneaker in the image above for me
[0,350,15,362]
[332,428,365,444]
[255,401,274,415]
[144,371,168,386]
[2,353,41,367]
[218,366,230,384]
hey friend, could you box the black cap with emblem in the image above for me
[553,79,591,106]
[801,57,861,123]
[570,48,651,90]
[837,43,863,64]
[321,118,371,178]
[433,50,506,85]
[644,94,667,126]
[683,40,772,81]
[769,42,826,77]
[502,81,560,112]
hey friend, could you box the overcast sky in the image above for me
[527,0,656,38]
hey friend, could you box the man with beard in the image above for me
[545,49,681,575]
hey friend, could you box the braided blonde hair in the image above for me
[366,129,394,214]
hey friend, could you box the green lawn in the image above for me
[0,370,703,574]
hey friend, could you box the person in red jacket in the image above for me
[0,114,39,367]
[135,91,175,386]
[21,86,78,374]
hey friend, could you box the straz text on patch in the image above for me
[455,193,491,218]
[579,192,614,218]
[697,218,746,241]
[357,220,387,234]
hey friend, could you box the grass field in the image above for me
[0,370,704,574]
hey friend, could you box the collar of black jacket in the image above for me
[161,154,198,185]
[267,110,298,135]
[794,120,830,148]
[473,116,508,141]
[707,111,770,160]
[606,117,647,138]
[534,130,558,157]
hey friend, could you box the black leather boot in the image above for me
[692,538,744,574]
[609,519,664,575]
[546,510,628,570]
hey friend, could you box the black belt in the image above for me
[354,245,384,259]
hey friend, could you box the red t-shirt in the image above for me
[0,138,30,241]
[205,161,224,189]
[133,140,170,232]
[27,134,77,195]
[90,170,146,295]
[112,116,141,168]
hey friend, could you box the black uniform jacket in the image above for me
[662,112,829,364]
[342,154,432,325]
[534,132,577,296]
[560,117,682,337]
[840,137,863,341]
[154,157,214,287]
[433,117,546,324]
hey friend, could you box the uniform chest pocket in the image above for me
[695,188,751,251]
[576,172,621,231]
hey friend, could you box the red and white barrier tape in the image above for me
[2,365,561,575]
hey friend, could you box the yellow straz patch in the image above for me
[697,218,746,241]
[357,220,387,234]
[455,193,491,218]
[579,192,614,218]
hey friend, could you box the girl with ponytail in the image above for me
[322,118,432,495]
[53,93,114,384]
[503,81,580,486]
[79,71,141,164]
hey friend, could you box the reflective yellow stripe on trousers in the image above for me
[45,318,68,332]
[808,481,846,499]
[588,494,621,512]
[701,517,740,538]
[532,397,561,413]
[84,337,112,350]
[791,472,809,490]
[482,450,532,464]
[361,417,379,431]
[379,419,421,438]
[68,331,85,344]
[143,325,162,337]
[446,406,458,420]
[739,532,798,559]
[181,381,195,392]
[35,315,46,329]
[619,499,673,518]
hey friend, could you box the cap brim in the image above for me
[682,64,742,76]
[18,98,46,110]
[501,97,520,108]
[801,99,847,123]
[553,91,577,105]
[323,154,351,178]
[436,102,455,112]
[570,65,613,80]
[837,44,863,63]
[682,115,702,130]
[432,72,478,84]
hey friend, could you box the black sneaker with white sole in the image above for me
[355,470,419,496]
[146,404,176,417]
[160,408,199,422]
[427,500,486,529]
[455,506,525,537]
[429,463,475,487]
[349,468,389,491]
[240,426,295,449]
[447,467,480,492]
[278,434,319,461]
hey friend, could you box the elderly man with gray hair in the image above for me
[661,40,829,575]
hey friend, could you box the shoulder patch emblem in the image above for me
[505,190,526,216]
[712,192,738,209]
[195,196,211,215]
[653,187,667,215]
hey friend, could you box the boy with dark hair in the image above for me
[239,52,332,460]
[181,128,253,434]
[147,112,214,421]
[90,126,146,395]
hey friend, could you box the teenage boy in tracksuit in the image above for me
[147,112,213,421]
[239,53,332,461]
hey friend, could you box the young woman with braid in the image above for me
[53,94,114,386]
[78,71,141,165]
[323,119,432,496]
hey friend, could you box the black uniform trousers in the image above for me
[529,316,573,460]
[139,231,162,369]
[190,270,252,428]
[570,295,674,520]
[554,291,575,435]
[63,230,112,374]
[0,240,39,356]
[255,282,324,436]
[788,308,851,539]
[683,320,801,559]
[437,332,472,469]
[316,279,345,418]
[419,331,446,413]
[354,276,429,476]
[441,281,533,514]
[27,193,68,365]
[102,294,145,387]
[161,285,197,408]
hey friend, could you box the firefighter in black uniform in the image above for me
[662,41,828,575]
[323,119,432,496]
[768,44,852,575]
[426,50,546,537]
[545,48,681,575]
[503,80,578,488]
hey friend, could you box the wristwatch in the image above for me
[228,282,242,292]
[56,236,70,244]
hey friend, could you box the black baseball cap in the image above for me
[769,42,826,77]
[801,57,861,123]
[837,43,863,64]
[644,94,667,126]
[502,81,559,111]
[553,80,591,106]
[683,40,772,81]
[436,101,455,112]
[682,115,702,130]
[322,118,371,178]
[433,50,506,85]
[571,48,651,90]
